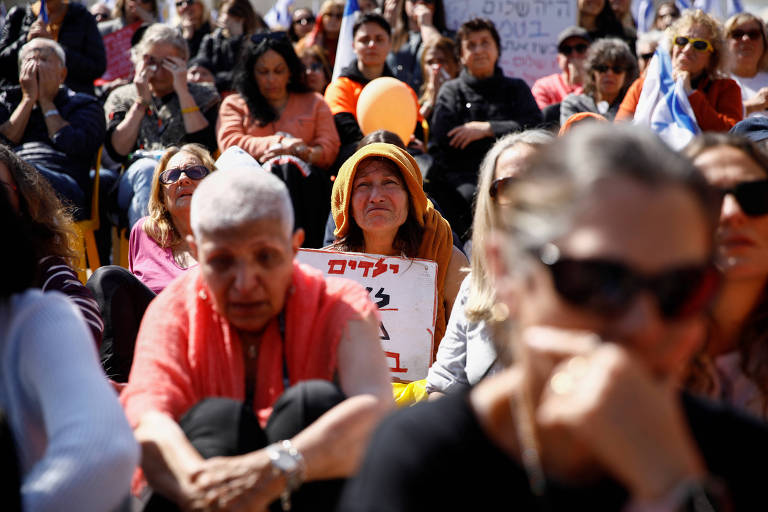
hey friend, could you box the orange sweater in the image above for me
[616,75,743,132]
[216,92,340,169]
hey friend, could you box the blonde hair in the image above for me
[666,9,726,79]
[465,130,553,322]
[724,11,768,73]
[144,144,216,248]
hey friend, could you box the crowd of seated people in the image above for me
[6,2,768,510]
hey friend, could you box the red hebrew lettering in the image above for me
[372,258,388,278]
[388,264,399,274]
[348,260,357,269]
[358,260,373,277]
[327,259,347,274]
[385,351,408,373]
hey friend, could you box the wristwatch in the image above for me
[266,440,306,511]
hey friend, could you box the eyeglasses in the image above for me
[731,28,762,41]
[716,179,768,217]
[639,52,654,61]
[175,0,195,8]
[293,17,315,26]
[593,64,626,74]
[558,43,589,56]
[489,176,515,204]
[324,11,343,19]
[159,164,209,184]
[305,62,323,72]
[674,36,714,53]
[534,243,720,320]
[251,31,290,45]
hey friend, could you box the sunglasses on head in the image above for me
[489,176,515,204]
[593,63,626,74]
[716,179,768,217]
[159,164,209,184]
[251,31,290,45]
[533,243,720,320]
[558,43,588,56]
[293,16,314,25]
[731,28,762,41]
[175,0,195,8]
[674,36,714,52]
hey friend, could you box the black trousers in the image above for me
[0,408,21,511]
[146,380,347,512]
[86,265,156,382]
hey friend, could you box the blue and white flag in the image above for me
[264,0,294,30]
[633,47,699,150]
[332,0,360,80]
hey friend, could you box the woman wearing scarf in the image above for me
[330,142,466,360]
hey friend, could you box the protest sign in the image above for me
[443,0,577,86]
[96,21,141,85]
[297,249,437,382]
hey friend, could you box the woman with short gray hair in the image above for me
[104,23,220,229]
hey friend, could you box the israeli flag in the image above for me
[633,47,699,150]
[332,0,361,80]
[264,0,294,30]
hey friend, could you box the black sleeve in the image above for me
[183,102,219,153]
[104,110,129,163]
[0,7,32,86]
[427,82,460,156]
[488,79,542,136]
[333,111,363,147]
[60,5,107,83]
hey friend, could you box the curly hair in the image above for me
[144,143,216,248]
[0,145,79,269]
[724,12,768,73]
[330,156,424,257]
[582,37,639,101]
[233,33,310,126]
[666,9,726,79]
[684,132,768,412]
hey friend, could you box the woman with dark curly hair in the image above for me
[685,133,768,419]
[0,146,103,345]
[560,38,638,124]
[216,32,339,168]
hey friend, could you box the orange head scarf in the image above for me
[331,143,455,359]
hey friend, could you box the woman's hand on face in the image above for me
[163,56,190,93]
[382,0,399,26]
[413,2,434,28]
[673,68,694,95]
[745,86,768,114]
[133,59,154,103]
[529,332,706,501]
[447,121,493,149]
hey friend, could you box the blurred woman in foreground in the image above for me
[339,124,768,510]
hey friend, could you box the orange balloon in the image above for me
[356,77,417,145]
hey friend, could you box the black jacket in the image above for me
[195,28,244,93]
[0,3,106,95]
[429,67,541,183]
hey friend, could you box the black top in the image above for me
[184,21,212,62]
[0,3,106,95]
[195,28,245,93]
[338,389,768,511]
[429,67,541,184]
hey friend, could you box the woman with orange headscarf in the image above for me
[330,142,466,359]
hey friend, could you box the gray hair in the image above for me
[131,23,189,66]
[636,29,663,54]
[18,38,66,67]
[190,167,294,239]
[466,129,553,322]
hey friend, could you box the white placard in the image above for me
[297,249,437,382]
[444,0,577,87]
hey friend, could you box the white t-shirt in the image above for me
[732,71,768,118]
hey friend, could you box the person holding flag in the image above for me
[616,9,742,136]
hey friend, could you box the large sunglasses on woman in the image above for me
[159,164,210,184]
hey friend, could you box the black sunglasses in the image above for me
[175,0,195,8]
[159,164,209,184]
[639,52,654,61]
[593,64,626,74]
[489,176,515,204]
[731,28,762,41]
[533,243,720,320]
[716,179,768,217]
[251,31,290,45]
[558,43,588,56]
[674,36,713,52]
[293,17,315,25]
